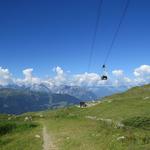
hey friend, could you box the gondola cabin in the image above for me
[101,64,108,80]
[101,75,108,80]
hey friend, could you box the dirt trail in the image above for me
[43,126,57,150]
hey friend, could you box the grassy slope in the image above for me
[43,84,150,150]
[0,84,150,150]
[0,115,43,150]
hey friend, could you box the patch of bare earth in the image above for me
[43,126,57,150]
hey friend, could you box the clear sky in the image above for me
[0,0,150,78]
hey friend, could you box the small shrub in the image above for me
[0,122,16,135]
[142,135,150,144]
[0,138,12,146]
[15,122,38,132]
[122,116,150,130]
[0,121,38,136]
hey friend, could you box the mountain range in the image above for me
[0,88,80,114]
[0,83,128,114]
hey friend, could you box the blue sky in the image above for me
[0,0,150,78]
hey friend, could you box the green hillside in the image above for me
[0,88,80,114]
[0,84,150,150]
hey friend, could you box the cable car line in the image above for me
[103,0,130,65]
[87,0,130,82]
[101,0,130,81]
[87,0,103,72]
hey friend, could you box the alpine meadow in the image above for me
[0,0,150,150]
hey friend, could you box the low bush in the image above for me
[0,121,38,136]
[122,116,150,130]
[0,122,16,135]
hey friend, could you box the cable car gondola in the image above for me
[101,64,108,80]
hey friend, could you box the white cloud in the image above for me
[73,72,111,87]
[134,65,150,77]
[23,68,33,80]
[112,70,124,77]
[112,69,132,87]
[133,65,150,85]
[0,65,149,88]
[53,66,67,86]
[17,68,41,85]
[0,67,13,85]
[73,72,100,86]
[53,66,64,75]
